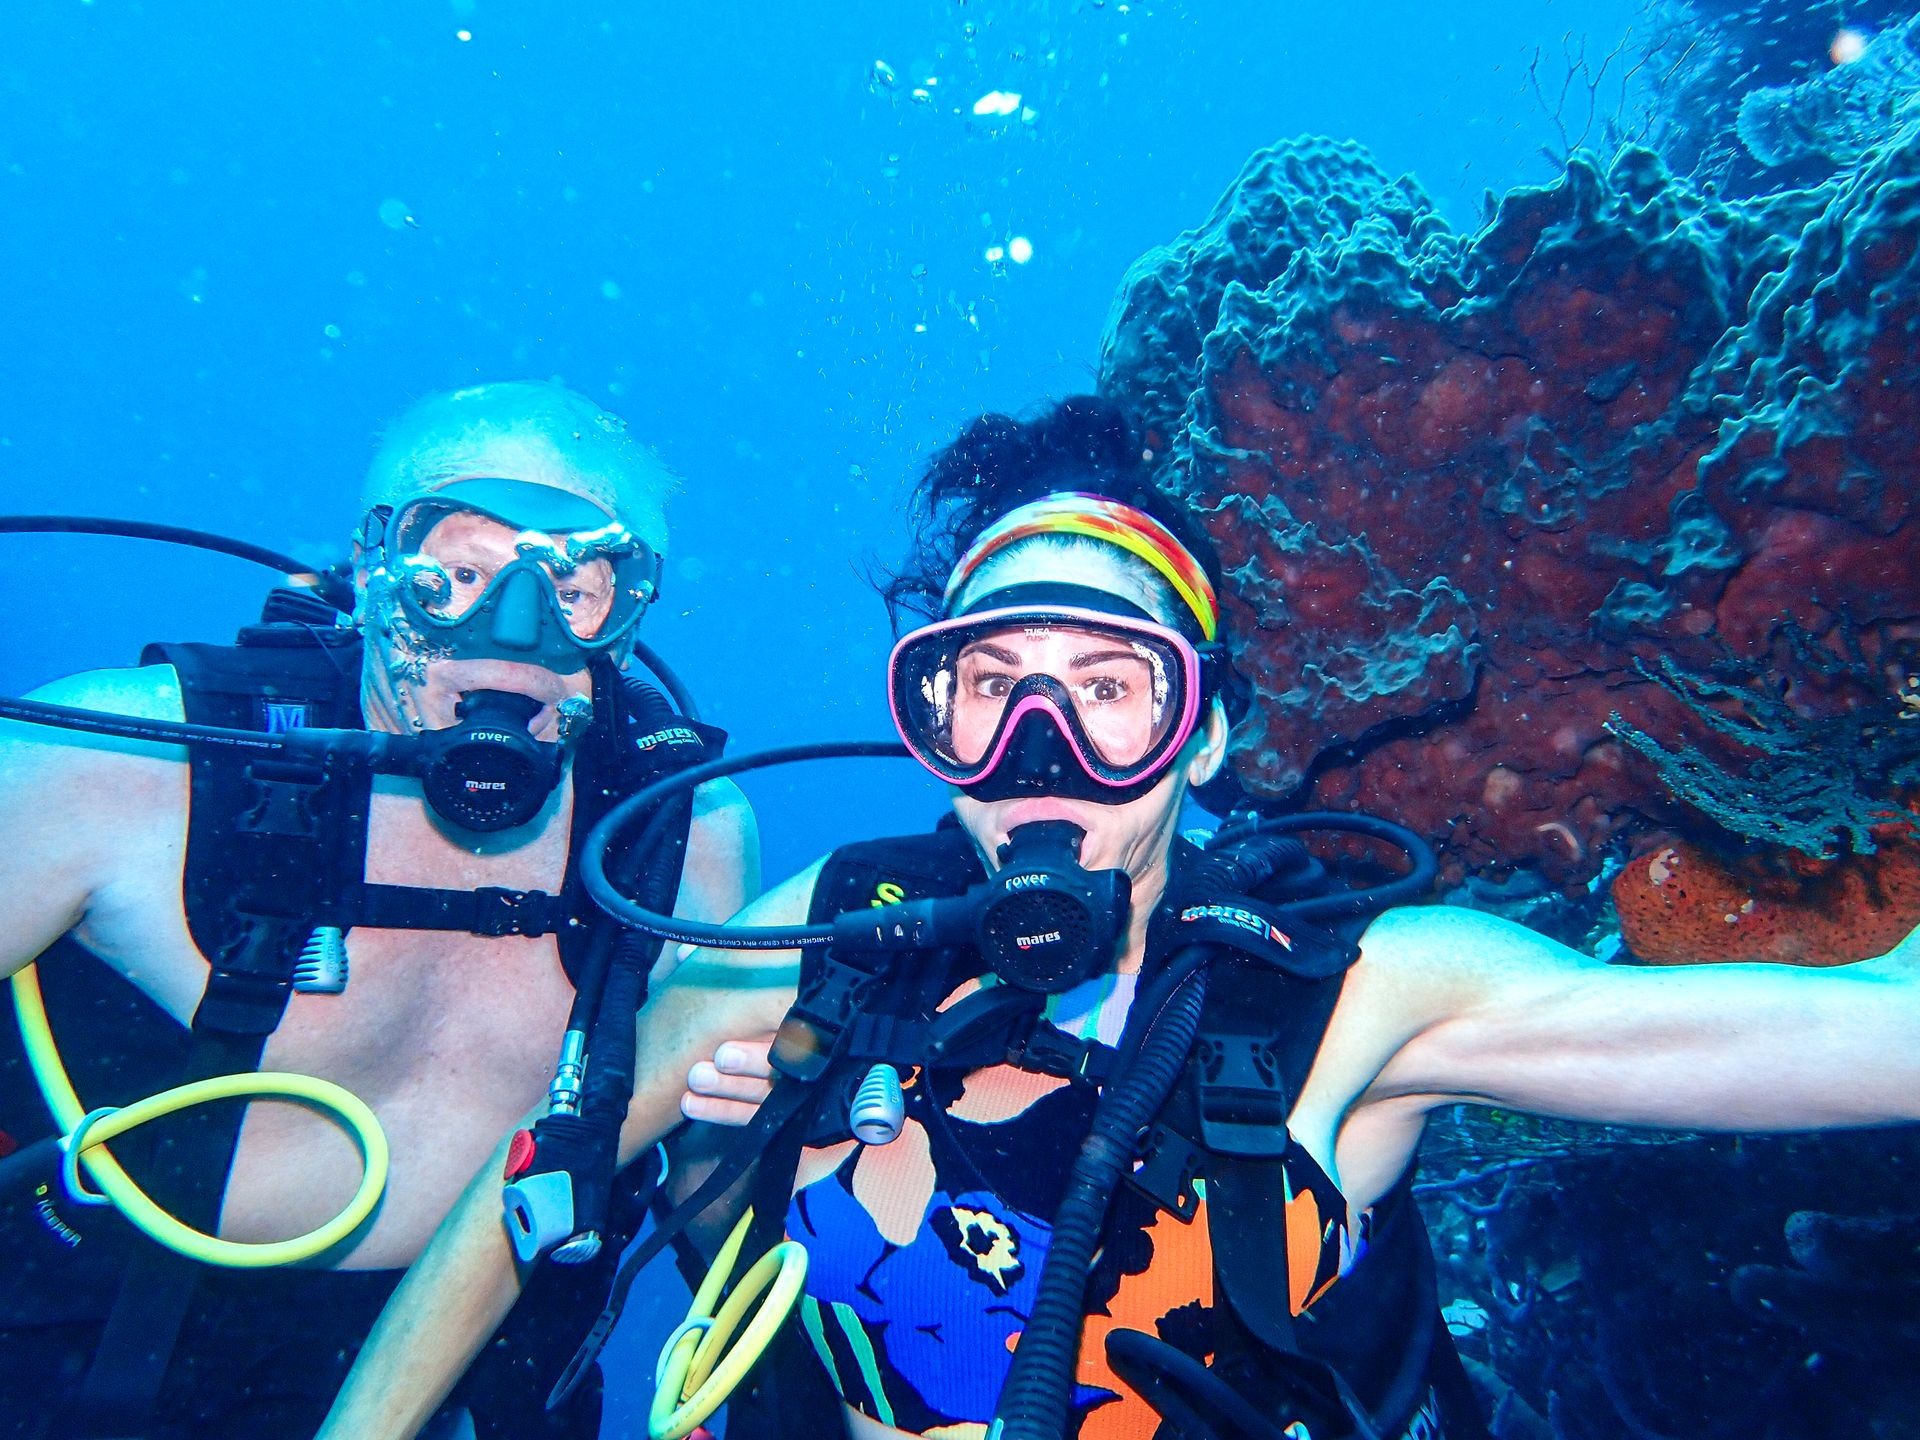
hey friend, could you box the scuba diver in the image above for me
[321,396,1920,1440]
[0,381,756,1440]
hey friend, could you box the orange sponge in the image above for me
[1613,835,1920,966]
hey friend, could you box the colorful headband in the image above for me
[942,492,1220,642]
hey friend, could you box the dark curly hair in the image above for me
[880,394,1223,631]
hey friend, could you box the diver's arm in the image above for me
[1363,906,1920,1131]
[315,1123,530,1440]
[319,867,821,1440]
[0,666,187,979]
[655,777,761,979]
[615,857,822,1157]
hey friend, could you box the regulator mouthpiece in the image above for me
[976,821,1131,994]
[416,689,564,832]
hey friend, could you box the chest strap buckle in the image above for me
[1195,1032,1290,1158]
[470,886,561,937]
[1007,1021,1116,1089]
[772,957,880,1082]
[1127,1122,1204,1222]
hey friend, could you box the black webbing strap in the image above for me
[65,1026,271,1438]
[337,882,569,937]
[1185,955,1347,1357]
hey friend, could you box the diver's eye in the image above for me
[556,587,583,607]
[1080,676,1128,704]
[973,673,1015,700]
[450,565,483,587]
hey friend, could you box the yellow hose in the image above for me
[10,962,390,1268]
[650,1208,809,1440]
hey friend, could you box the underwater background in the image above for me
[5,1,1920,1436]
[0,0,1660,880]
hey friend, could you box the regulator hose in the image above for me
[989,945,1210,1440]
[0,513,354,612]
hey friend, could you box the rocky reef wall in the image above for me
[1101,131,1920,957]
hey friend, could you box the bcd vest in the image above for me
[725,822,1485,1440]
[0,599,722,1436]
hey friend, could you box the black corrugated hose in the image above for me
[989,943,1210,1440]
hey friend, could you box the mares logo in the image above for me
[634,726,702,752]
[1396,1390,1444,1440]
[1015,930,1063,950]
[465,779,508,792]
[33,1184,82,1249]
[1179,903,1292,950]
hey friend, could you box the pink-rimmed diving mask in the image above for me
[888,591,1223,805]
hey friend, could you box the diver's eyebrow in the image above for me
[959,641,1022,665]
[1069,648,1148,668]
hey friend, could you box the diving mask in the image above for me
[359,495,661,676]
[889,588,1222,805]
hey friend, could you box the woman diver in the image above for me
[321,396,1920,1440]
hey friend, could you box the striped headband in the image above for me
[942,492,1220,642]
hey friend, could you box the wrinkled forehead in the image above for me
[414,506,622,565]
[950,535,1177,628]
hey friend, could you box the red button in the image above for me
[503,1128,537,1182]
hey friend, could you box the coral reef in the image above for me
[1612,833,1920,964]
[1418,1122,1920,1439]
[1100,131,1920,906]
[1620,2,1920,193]
[1735,14,1920,171]
[1608,654,1920,858]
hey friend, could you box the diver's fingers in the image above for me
[686,1060,776,1104]
[681,1091,765,1127]
[712,1034,777,1078]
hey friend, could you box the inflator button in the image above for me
[503,1128,538,1182]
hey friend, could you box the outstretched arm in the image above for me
[316,860,819,1440]
[1367,905,1920,1131]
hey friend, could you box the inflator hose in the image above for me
[1207,812,1435,922]
[6,965,389,1267]
[991,945,1210,1440]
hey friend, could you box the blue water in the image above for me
[1,3,1795,1435]
[0,0,1641,876]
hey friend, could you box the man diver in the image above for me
[0,380,756,1439]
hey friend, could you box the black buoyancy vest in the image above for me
[741,823,1478,1440]
[0,611,722,1434]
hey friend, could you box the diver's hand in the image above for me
[682,1032,776,1126]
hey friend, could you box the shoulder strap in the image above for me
[1139,956,1349,1356]
[67,633,368,1435]
[555,663,725,988]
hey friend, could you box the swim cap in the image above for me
[360,381,672,552]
